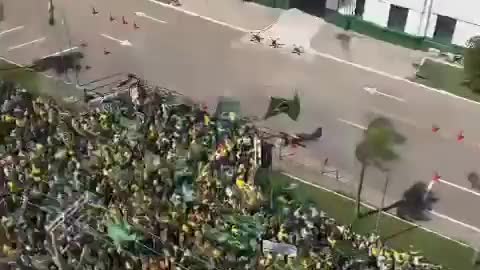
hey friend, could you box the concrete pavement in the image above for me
[168,0,428,78]
[2,0,480,247]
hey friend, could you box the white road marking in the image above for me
[2,49,477,247]
[369,108,480,153]
[311,50,479,105]
[337,118,367,130]
[146,0,265,32]
[281,172,471,248]
[134,11,167,24]
[0,26,25,38]
[41,47,79,59]
[100,34,132,46]
[148,0,480,108]
[7,37,46,51]
[363,87,406,102]
[430,210,480,233]
[339,113,480,197]
[0,56,82,90]
[438,178,480,198]
[369,108,419,128]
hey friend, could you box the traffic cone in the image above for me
[457,130,465,142]
[433,171,441,182]
[432,125,440,132]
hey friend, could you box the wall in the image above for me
[362,0,389,27]
[325,0,339,10]
[431,0,480,26]
[452,21,480,46]
[404,9,422,35]
[325,0,480,47]
[338,0,357,15]
[385,0,426,12]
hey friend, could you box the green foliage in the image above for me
[264,92,301,121]
[354,118,405,216]
[204,213,265,255]
[355,117,405,169]
[107,219,143,247]
[464,47,480,93]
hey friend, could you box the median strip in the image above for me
[263,170,476,270]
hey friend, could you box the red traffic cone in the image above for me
[433,171,441,182]
[432,125,440,132]
[457,130,465,142]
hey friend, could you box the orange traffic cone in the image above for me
[457,130,465,142]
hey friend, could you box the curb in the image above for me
[280,171,473,249]
[147,0,280,33]
[148,0,480,108]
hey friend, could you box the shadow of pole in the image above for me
[383,224,420,243]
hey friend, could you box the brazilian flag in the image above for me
[264,92,300,121]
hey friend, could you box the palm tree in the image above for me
[464,35,480,92]
[354,117,405,217]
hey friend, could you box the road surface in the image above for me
[2,0,480,243]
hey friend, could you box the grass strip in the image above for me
[0,59,85,110]
[414,58,480,102]
[261,170,477,270]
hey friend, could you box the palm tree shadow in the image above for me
[397,182,439,222]
[360,181,439,222]
[383,223,420,242]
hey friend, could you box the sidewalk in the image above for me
[168,0,428,79]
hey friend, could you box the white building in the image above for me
[325,0,480,46]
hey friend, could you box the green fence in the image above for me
[249,0,290,9]
[324,14,464,54]
[249,0,465,55]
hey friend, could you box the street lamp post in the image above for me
[375,170,391,234]
[0,1,4,22]
[48,0,55,25]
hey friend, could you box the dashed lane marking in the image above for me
[337,118,367,130]
[8,37,46,51]
[147,0,480,108]
[41,47,79,59]
[0,26,24,37]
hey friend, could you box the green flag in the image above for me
[264,92,300,121]
[107,220,143,246]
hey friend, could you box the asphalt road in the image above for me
[2,0,480,238]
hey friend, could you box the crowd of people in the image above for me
[0,78,443,270]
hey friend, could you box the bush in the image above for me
[464,47,480,92]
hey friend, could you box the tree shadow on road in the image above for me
[32,52,84,75]
[467,172,480,191]
[360,181,439,222]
